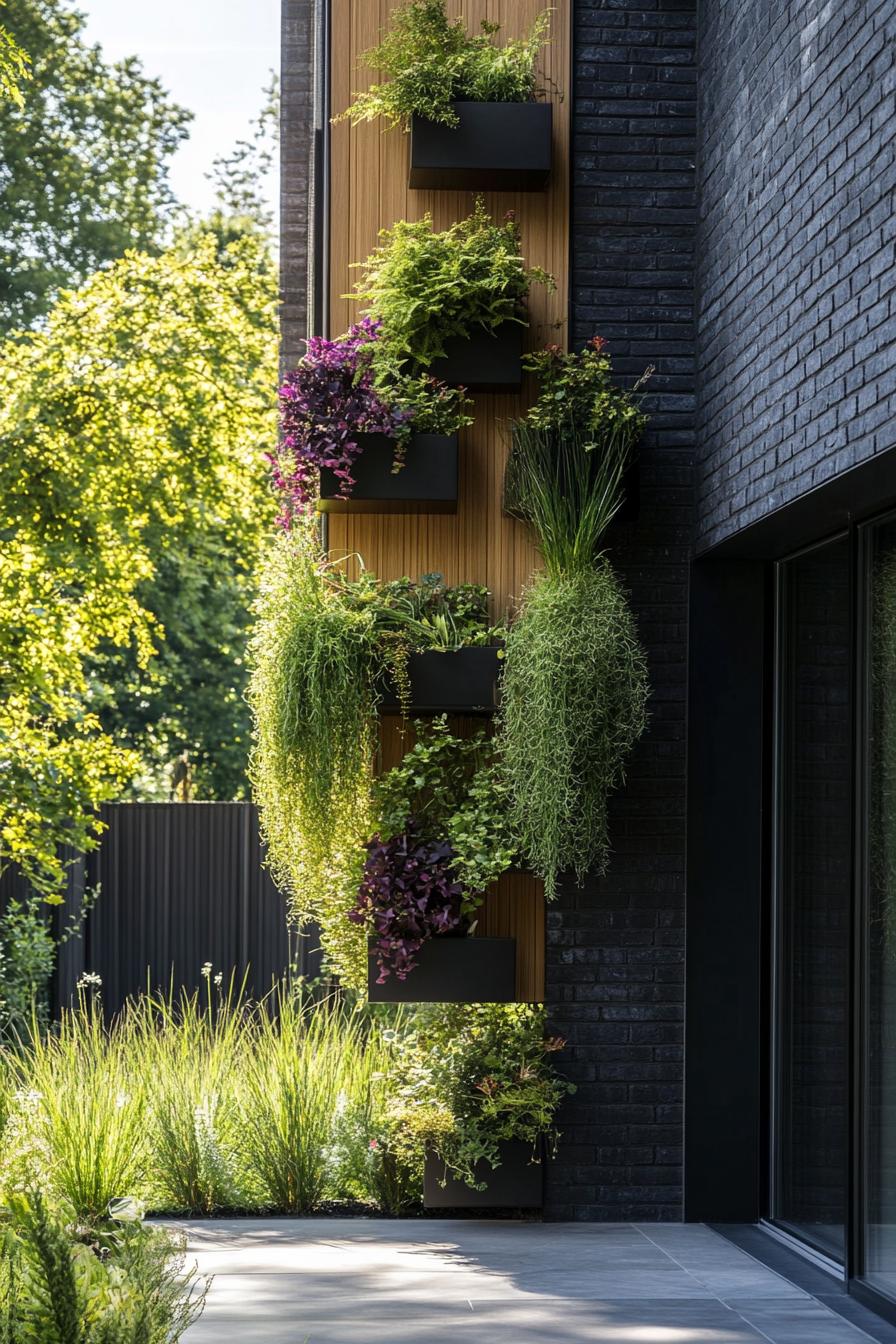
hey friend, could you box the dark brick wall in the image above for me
[280,0,316,370]
[546,0,697,1221]
[696,0,896,553]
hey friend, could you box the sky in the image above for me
[79,0,280,219]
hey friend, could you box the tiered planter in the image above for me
[378,646,503,715]
[423,1140,545,1208]
[318,433,458,514]
[409,102,553,192]
[429,324,524,392]
[367,935,516,1003]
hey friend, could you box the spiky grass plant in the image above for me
[248,528,377,987]
[8,1004,147,1225]
[234,991,364,1213]
[133,988,245,1214]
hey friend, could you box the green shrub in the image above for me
[350,199,554,372]
[390,1003,574,1190]
[498,565,648,899]
[335,0,553,129]
[0,1190,206,1343]
[0,901,55,1045]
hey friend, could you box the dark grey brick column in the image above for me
[545,0,697,1222]
[280,0,316,371]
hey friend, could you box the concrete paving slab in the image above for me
[173,1220,879,1344]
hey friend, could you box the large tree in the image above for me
[0,0,191,332]
[0,231,277,897]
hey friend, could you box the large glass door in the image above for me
[773,536,852,1261]
[862,516,896,1299]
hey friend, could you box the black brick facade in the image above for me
[696,0,896,552]
[545,0,697,1221]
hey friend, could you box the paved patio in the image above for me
[174,1218,895,1343]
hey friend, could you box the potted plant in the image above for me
[334,571,505,715]
[274,318,472,520]
[249,543,511,992]
[391,1004,574,1207]
[349,200,554,392]
[334,1,555,192]
[497,339,652,899]
[350,720,520,1001]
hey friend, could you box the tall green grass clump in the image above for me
[4,1002,146,1225]
[133,987,245,1214]
[235,991,369,1213]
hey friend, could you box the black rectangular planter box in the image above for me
[424,1140,544,1209]
[378,646,502,715]
[409,101,552,192]
[318,433,457,514]
[428,324,524,392]
[368,935,516,1003]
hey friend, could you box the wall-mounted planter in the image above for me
[368,935,516,1003]
[423,1140,544,1208]
[318,433,457,514]
[409,101,553,192]
[429,324,523,393]
[378,646,503,715]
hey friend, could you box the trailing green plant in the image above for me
[350,199,554,372]
[498,339,651,897]
[498,565,648,900]
[248,528,378,984]
[390,1003,573,1191]
[0,1189,206,1343]
[334,0,553,129]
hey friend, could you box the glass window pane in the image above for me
[864,520,896,1296]
[775,537,851,1260]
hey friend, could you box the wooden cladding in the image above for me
[328,0,571,1003]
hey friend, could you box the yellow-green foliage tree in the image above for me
[0,231,277,901]
[0,1,29,106]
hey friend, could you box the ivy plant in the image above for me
[334,0,553,130]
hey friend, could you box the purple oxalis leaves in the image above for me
[349,821,464,983]
[272,318,411,525]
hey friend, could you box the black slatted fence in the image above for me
[1,803,317,1017]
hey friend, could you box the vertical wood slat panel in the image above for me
[328,1,569,1001]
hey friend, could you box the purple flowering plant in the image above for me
[349,822,464,983]
[273,317,472,525]
[273,318,410,525]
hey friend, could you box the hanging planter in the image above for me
[409,101,552,192]
[318,433,458,514]
[377,646,503,715]
[367,934,516,1004]
[428,324,524,393]
[423,1140,545,1208]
